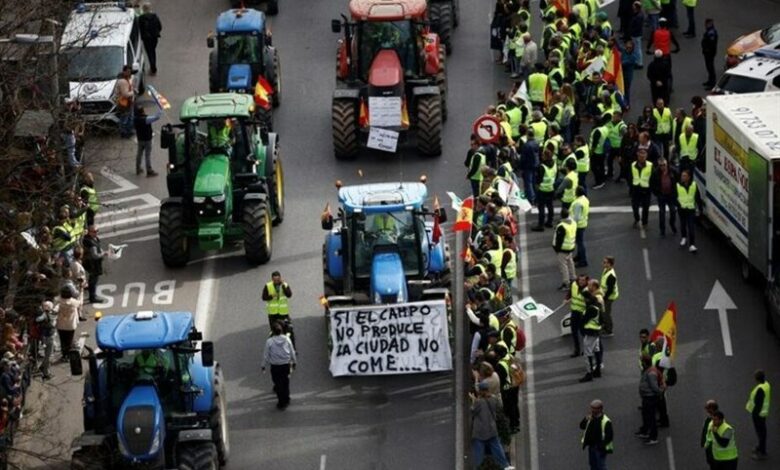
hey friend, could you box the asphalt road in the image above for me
[51,0,780,468]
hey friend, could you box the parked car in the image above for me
[712,51,780,94]
[726,21,780,68]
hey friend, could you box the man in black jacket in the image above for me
[701,400,719,468]
[701,19,718,88]
[647,50,672,105]
[82,226,107,304]
[139,3,163,75]
[580,399,614,469]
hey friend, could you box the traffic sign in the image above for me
[472,114,501,144]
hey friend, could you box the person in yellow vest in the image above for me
[553,208,577,290]
[134,349,171,382]
[671,108,693,154]
[262,271,293,328]
[682,0,698,37]
[556,159,579,216]
[565,274,589,357]
[707,411,738,469]
[652,98,673,159]
[465,134,487,198]
[571,187,590,268]
[630,148,653,228]
[573,135,591,193]
[579,283,604,382]
[529,109,549,143]
[532,148,557,231]
[51,206,75,262]
[79,172,100,227]
[676,169,702,253]
[599,256,619,336]
[701,399,719,469]
[495,343,521,434]
[589,115,611,189]
[746,369,770,460]
[527,63,550,110]
[677,124,700,173]
[579,399,614,469]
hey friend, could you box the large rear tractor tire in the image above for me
[159,204,190,268]
[332,99,359,160]
[266,0,279,15]
[272,50,282,108]
[256,106,273,133]
[438,2,454,55]
[436,45,447,121]
[212,365,230,466]
[208,49,219,93]
[178,442,218,470]
[416,95,443,157]
[243,200,272,265]
[267,143,285,225]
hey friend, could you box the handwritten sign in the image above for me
[368,97,402,127]
[329,300,452,377]
[367,127,400,153]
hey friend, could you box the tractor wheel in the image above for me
[435,59,447,123]
[243,200,272,265]
[438,2,454,55]
[256,106,273,132]
[453,0,460,27]
[177,442,218,470]
[266,0,279,15]
[272,50,282,108]
[208,49,219,93]
[332,99,359,160]
[212,365,230,466]
[428,3,442,43]
[159,204,190,268]
[266,143,285,225]
[416,95,443,157]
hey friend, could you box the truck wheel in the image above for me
[438,2,454,55]
[416,95,443,157]
[256,106,273,133]
[208,49,219,93]
[177,442,218,470]
[159,204,190,268]
[212,366,230,465]
[332,99,358,160]
[243,200,272,265]
[272,50,282,108]
[266,0,279,15]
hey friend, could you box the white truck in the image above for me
[699,92,780,331]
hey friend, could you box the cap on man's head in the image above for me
[659,17,667,24]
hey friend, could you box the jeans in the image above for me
[472,436,510,468]
[657,194,677,235]
[623,66,634,108]
[602,299,614,334]
[606,148,621,178]
[270,363,291,406]
[753,414,767,454]
[87,273,100,301]
[632,190,651,225]
[646,14,659,47]
[136,139,153,171]
[632,37,643,65]
[57,329,75,359]
[537,191,554,226]
[640,395,659,440]
[470,179,481,199]
[501,386,520,430]
[522,170,536,204]
[118,107,134,137]
[679,208,696,245]
[578,172,589,195]
[591,153,605,186]
[575,228,587,264]
[588,446,608,470]
[685,6,695,35]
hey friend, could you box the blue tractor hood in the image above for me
[117,384,165,461]
[227,64,252,91]
[371,249,408,303]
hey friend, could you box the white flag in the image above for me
[510,297,555,323]
[108,243,127,261]
[446,191,463,211]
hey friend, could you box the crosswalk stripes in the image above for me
[95,166,160,242]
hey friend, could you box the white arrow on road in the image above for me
[704,280,738,356]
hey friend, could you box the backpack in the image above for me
[509,358,526,386]
[514,325,526,353]
[665,367,678,386]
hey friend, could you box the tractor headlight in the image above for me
[193,196,206,204]
[211,194,226,203]
[374,291,382,304]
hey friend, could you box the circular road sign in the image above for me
[472,115,502,144]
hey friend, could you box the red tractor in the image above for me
[331,0,447,159]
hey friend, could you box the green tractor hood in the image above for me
[194,154,232,251]
[194,154,230,197]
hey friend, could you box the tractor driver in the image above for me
[208,118,234,154]
[370,213,399,243]
[134,349,171,382]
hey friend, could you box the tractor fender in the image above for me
[333,88,360,100]
[190,352,215,413]
[161,197,184,208]
[242,192,268,202]
[428,240,447,274]
[263,131,280,177]
[324,231,343,280]
[177,428,213,443]
[70,432,109,451]
[411,86,440,97]
[264,46,277,85]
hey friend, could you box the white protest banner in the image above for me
[509,297,556,323]
[368,96,402,127]
[560,312,572,336]
[367,127,400,153]
[108,243,128,261]
[582,57,605,77]
[329,300,452,377]
[446,191,463,211]
[512,81,530,104]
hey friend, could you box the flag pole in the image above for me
[454,228,468,470]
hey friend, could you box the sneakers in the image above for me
[689,245,698,253]
[147,169,159,177]
[592,368,601,378]
[592,183,606,190]
[644,439,659,445]
[634,431,649,439]
[680,237,687,246]
[557,283,569,291]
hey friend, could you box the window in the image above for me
[65,46,125,81]
[761,23,780,44]
[718,73,767,94]
[217,34,263,65]
[357,20,419,80]
[772,75,780,89]
[352,211,421,277]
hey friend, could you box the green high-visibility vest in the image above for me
[81,186,100,213]
[548,67,564,91]
[539,163,557,192]
[51,225,71,252]
[710,421,738,461]
[551,103,565,126]
[583,303,602,331]
[265,282,290,316]
[373,214,396,232]
[589,126,608,155]
[469,152,486,182]
[73,212,87,239]
[653,108,673,135]
[563,153,577,171]
[607,120,626,147]
[679,133,699,159]
[528,73,549,103]
[531,121,548,142]
[672,116,693,141]
[571,282,586,313]
[500,319,518,354]
[502,248,517,279]
[585,0,599,24]
[506,107,522,138]
[487,248,503,273]
[555,219,577,251]
[576,145,590,173]
[562,170,578,203]
[209,125,231,148]
[676,182,697,209]
[682,0,697,7]
[497,357,514,389]
[746,382,771,417]
[544,136,561,157]
[632,162,653,188]
[600,268,619,300]
[572,195,590,229]
[499,162,514,181]
[581,415,614,452]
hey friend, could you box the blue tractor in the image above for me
[208,8,281,130]
[321,179,450,306]
[69,311,229,470]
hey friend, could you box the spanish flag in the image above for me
[651,302,677,368]
[602,45,625,95]
[453,196,474,232]
[254,75,273,108]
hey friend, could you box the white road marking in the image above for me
[194,258,217,339]
[123,233,159,244]
[99,166,138,195]
[96,193,160,216]
[642,248,652,281]
[320,454,327,470]
[102,223,158,240]
[704,280,737,356]
[98,212,160,232]
[648,290,657,324]
[640,226,647,239]
[518,211,539,470]
[666,436,677,470]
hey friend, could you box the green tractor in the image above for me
[159,93,284,267]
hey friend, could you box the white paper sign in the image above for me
[582,57,606,77]
[368,96,402,127]
[367,127,400,153]
[446,191,463,211]
[509,296,555,323]
[329,300,453,377]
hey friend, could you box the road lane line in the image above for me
[98,212,159,231]
[718,310,734,356]
[518,211,539,470]
[665,437,677,470]
[642,248,652,281]
[640,226,647,239]
[648,290,657,324]
[320,454,327,470]
[195,258,217,338]
[99,165,138,195]
[102,223,158,239]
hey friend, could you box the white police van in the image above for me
[60,2,146,122]
[713,48,780,95]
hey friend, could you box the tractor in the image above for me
[68,311,228,469]
[208,8,281,130]
[230,0,279,16]
[330,0,448,159]
[427,0,460,55]
[320,178,450,308]
[158,93,284,267]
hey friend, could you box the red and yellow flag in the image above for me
[453,196,474,232]
[651,302,678,366]
[432,195,443,244]
[359,99,369,128]
[602,45,625,95]
[551,0,571,17]
[253,75,273,108]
